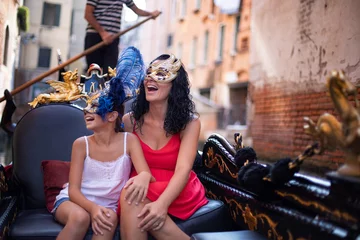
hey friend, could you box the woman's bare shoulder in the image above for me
[122,112,134,132]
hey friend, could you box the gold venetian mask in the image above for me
[83,92,101,114]
[146,54,182,83]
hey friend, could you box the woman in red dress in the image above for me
[119,54,208,240]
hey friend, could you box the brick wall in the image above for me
[249,0,360,176]
[250,82,355,174]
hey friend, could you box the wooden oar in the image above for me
[0,14,160,103]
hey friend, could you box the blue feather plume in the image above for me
[96,46,145,118]
[110,46,145,106]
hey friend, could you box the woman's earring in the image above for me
[121,123,125,129]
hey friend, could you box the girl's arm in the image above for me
[138,118,201,230]
[68,137,113,234]
[123,133,154,205]
[68,137,95,211]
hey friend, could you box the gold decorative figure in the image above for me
[234,133,244,151]
[303,70,360,176]
[108,67,116,78]
[29,69,87,108]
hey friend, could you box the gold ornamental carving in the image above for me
[275,190,357,223]
[304,70,360,176]
[205,147,238,179]
[29,69,87,108]
[224,197,296,240]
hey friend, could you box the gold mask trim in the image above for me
[146,54,182,83]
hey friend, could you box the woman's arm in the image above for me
[128,133,152,175]
[123,133,154,204]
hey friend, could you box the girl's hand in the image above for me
[90,205,113,235]
[124,172,153,205]
[137,200,168,231]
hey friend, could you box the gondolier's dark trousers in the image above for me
[84,32,119,74]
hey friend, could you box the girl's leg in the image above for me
[91,209,118,240]
[120,190,190,240]
[55,201,91,240]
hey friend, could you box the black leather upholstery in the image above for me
[12,104,92,209]
[190,230,268,240]
[10,199,231,240]
[9,104,234,239]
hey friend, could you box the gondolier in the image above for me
[84,0,160,74]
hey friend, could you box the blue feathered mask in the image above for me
[85,46,145,119]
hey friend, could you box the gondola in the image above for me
[0,16,359,240]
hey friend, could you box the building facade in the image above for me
[0,0,22,114]
[249,0,360,174]
[16,0,73,105]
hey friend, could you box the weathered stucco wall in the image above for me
[249,0,360,174]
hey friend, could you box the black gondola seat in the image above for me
[8,104,235,240]
[191,230,268,240]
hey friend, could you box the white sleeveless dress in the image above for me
[54,133,132,212]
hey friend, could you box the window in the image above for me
[171,0,177,20]
[217,25,225,61]
[240,37,249,51]
[203,30,209,64]
[190,37,197,68]
[177,42,183,59]
[38,47,52,68]
[199,88,211,99]
[211,1,215,14]
[195,0,201,11]
[232,16,240,54]
[3,27,9,66]
[180,0,186,19]
[167,34,173,47]
[42,2,61,27]
[229,84,248,125]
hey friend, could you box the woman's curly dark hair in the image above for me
[132,54,198,135]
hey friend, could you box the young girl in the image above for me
[52,47,151,240]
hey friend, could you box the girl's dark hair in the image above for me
[132,54,198,135]
[114,105,124,133]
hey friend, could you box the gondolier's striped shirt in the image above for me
[86,0,135,34]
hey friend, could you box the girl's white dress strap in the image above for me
[84,136,89,156]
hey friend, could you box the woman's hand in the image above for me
[90,205,114,235]
[124,171,153,205]
[137,200,168,231]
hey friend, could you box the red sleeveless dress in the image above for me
[118,131,208,220]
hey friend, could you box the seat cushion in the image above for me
[172,199,235,235]
[190,230,268,240]
[10,199,233,239]
[41,160,70,212]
